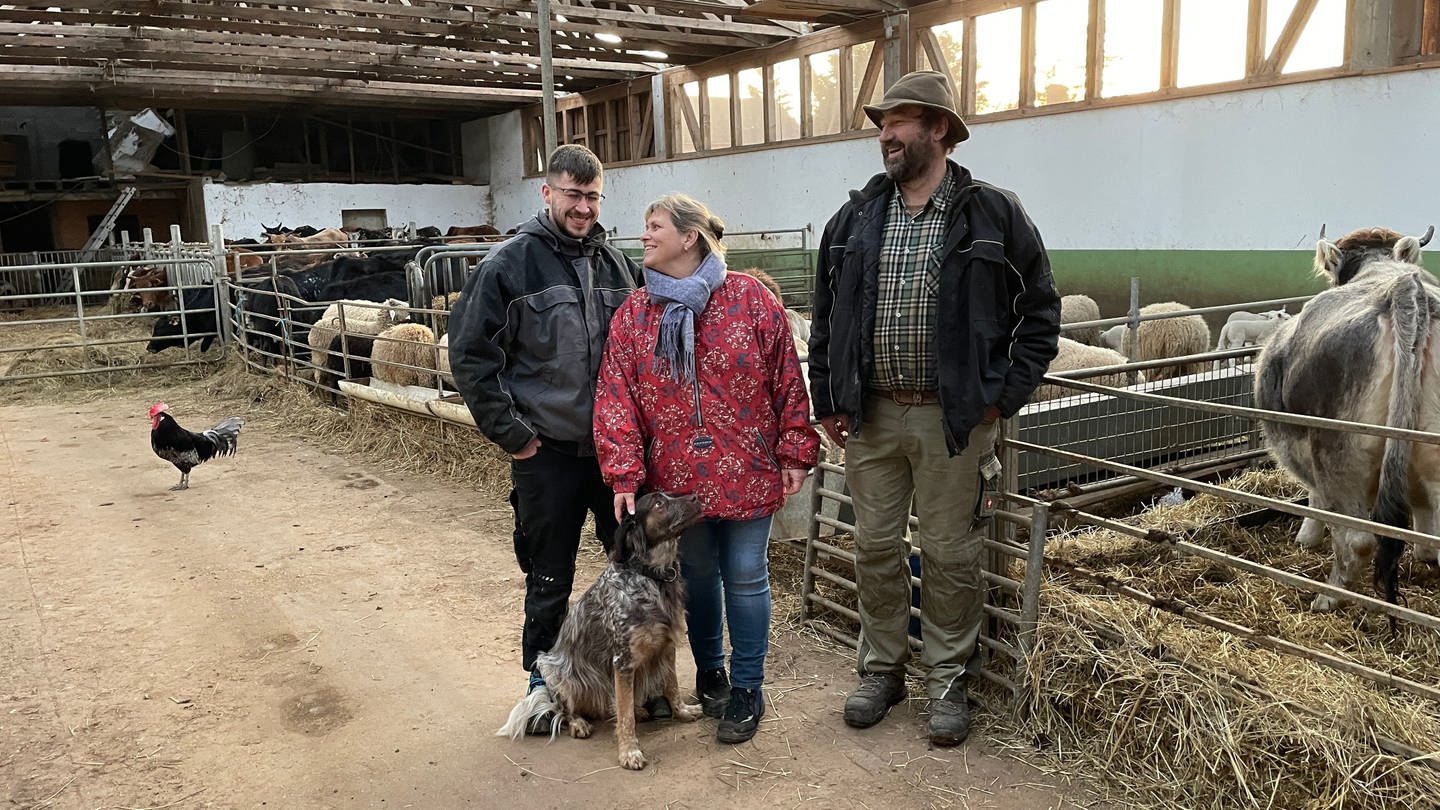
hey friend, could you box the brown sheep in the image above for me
[371,323,438,388]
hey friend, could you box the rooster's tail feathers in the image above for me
[204,417,245,457]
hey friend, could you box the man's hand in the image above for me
[613,492,636,523]
[981,405,1001,425]
[511,437,541,460]
[820,414,851,449]
[781,468,808,497]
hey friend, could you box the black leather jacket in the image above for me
[448,212,643,455]
[809,160,1061,454]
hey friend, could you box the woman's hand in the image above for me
[781,468,808,497]
[613,492,636,523]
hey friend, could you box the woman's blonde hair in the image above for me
[645,193,726,261]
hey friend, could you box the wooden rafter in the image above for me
[0,0,819,112]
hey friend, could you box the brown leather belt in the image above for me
[867,387,940,406]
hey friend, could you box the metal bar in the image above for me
[1008,438,1440,551]
[1007,490,1440,629]
[1055,374,1440,447]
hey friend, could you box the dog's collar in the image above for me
[630,561,679,582]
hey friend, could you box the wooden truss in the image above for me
[0,1,814,113]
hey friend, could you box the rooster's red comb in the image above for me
[148,402,170,418]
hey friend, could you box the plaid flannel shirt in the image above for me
[870,169,957,392]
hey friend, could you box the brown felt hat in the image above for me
[863,70,970,146]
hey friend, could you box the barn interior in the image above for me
[3,3,1440,809]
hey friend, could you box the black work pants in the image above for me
[509,443,619,671]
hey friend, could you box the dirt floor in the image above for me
[1,387,1103,810]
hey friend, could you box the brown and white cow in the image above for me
[1256,225,1438,611]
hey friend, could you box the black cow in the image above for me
[316,333,376,398]
[317,271,408,304]
[416,226,443,239]
[238,275,316,361]
[147,287,219,353]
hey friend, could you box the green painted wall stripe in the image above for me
[623,248,1329,320]
[1049,250,1327,320]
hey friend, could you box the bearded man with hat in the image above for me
[808,69,1060,746]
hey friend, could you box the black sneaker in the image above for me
[716,687,764,744]
[696,667,731,719]
[525,670,555,735]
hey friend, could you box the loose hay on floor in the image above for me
[199,357,513,497]
[1010,467,1440,810]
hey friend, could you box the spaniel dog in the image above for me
[498,491,706,769]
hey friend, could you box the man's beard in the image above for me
[883,137,939,183]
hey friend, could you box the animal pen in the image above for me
[4,246,1440,809]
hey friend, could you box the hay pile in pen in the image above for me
[1011,467,1440,809]
[0,308,214,394]
[200,357,512,497]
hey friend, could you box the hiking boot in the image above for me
[525,670,555,735]
[843,671,906,729]
[642,695,673,721]
[716,687,764,744]
[927,697,971,747]
[696,667,731,719]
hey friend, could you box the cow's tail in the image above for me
[1373,272,1431,613]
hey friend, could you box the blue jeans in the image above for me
[679,516,773,690]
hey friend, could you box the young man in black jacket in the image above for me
[447,144,645,732]
[809,70,1060,746]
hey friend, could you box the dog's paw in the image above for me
[675,702,704,722]
[619,746,648,770]
[568,717,593,738]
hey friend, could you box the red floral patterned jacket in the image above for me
[594,271,820,520]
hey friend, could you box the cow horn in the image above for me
[1318,223,1327,240]
[1419,225,1434,247]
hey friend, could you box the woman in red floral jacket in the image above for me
[594,193,819,745]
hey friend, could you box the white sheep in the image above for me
[1032,337,1131,402]
[1099,302,1211,381]
[306,298,409,379]
[1215,311,1291,367]
[371,322,439,388]
[436,331,454,388]
[1060,294,1101,345]
[1225,308,1289,325]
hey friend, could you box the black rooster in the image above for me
[148,402,245,491]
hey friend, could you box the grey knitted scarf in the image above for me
[644,252,726,384]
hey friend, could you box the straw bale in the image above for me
[1014,466,1440,809]
[1017,583,1440,810]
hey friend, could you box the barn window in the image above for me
[1102,0,1164,97]
[1177,0,1248,87]
[1034,0,1088,105]
[677,81,701,154]
[707,74,733,150]
[737,67,766,146]
[808,50,841,137]
[850,41,883,109]
[1271,0,1346,73]
[771,58,801,141]
[975,8,1022,113]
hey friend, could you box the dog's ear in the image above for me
[612,511,645,562]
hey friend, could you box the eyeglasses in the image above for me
[554,186,605,204]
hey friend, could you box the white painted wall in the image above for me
[487,69,1440,251]
[201,181,492,242]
